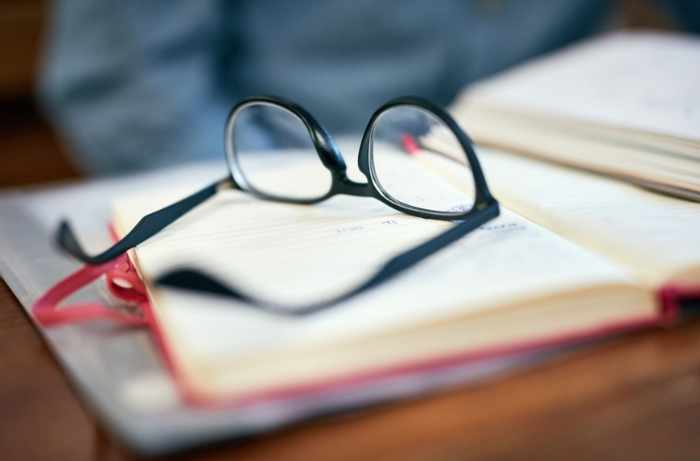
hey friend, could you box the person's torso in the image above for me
[223,0,610,134]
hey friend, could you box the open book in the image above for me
[448,31,700,201]
[112,148,700,404]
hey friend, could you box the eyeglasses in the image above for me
[57,96,500,315]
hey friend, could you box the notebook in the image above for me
[447,31,700,201]
[9,164,560,455]
[110,148,700,404]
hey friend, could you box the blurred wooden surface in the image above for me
[0,98,78,188]
[0,0,46,99]
[0,0,79,187]
[3,279,700,461]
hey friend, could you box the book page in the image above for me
[113,155,646,374]
[443,107,700,199]
[479,148,700,287]
[460,31,700,143]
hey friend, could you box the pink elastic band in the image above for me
[32,253,150,328]
[657,284,700,325]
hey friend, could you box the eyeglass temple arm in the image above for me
[56,176,234,265]
[156,202,500,317]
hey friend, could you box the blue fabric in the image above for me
[38,0,699,175]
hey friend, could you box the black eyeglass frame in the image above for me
[226,96,496,219]
[56,95,500,316]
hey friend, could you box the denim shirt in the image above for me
[38,0,698,175]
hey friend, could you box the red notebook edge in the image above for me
[31,225,698,409]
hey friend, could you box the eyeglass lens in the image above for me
[229,102,333,200]
[369,105,476,215]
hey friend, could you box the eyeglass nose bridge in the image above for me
[330,172,374,198]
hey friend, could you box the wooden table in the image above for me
[3,3,696,457]
[2,97,699,461]
[2,278,700,461]
[1,107,700,461]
